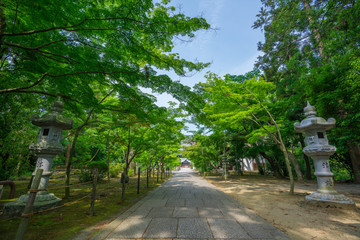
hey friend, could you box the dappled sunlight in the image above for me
[90,170,288,239]
[206,174,360,240]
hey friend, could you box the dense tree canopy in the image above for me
[0,0,209,101]
[1,0,359,196]
[0,0,210,180]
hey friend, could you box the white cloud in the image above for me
[228,52,260,75]
[199,0,224,28]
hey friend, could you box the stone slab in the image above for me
[173,207,199,218]
[240,222,273,239]
[141,199,167,207]
[208,218,250,239]
[185,199,204,207]
[177,218,212,239]
[203,199,224,208]
[89,216,127,240]
[166,199,185,207]
[146,207,174,218]
[219,207,247,219]
[179,193,195,199]
[106,218,151,238]
[198,207,224,218]
[127,207,151,218]
[143,218,178,238]
[233,214,273,239]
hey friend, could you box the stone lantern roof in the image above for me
[294,101,335,132]
[31,99,73,130]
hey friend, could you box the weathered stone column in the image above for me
[294,102,354,206]
[3,100,73,216]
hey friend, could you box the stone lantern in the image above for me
[294,102,354,205]
[4,99,73,215]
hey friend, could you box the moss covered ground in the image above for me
[0,171,168,240]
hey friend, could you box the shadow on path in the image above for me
[89,169,290,240]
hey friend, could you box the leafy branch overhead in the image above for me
[0,0,210,104]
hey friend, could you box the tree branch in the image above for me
[0,70,140,95]
[5,90,83,104]
[0,72,48,94]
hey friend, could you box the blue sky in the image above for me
[151,0,265,107]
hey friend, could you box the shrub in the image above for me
[333,169,352,182]
[78,161,108,182]
[78,169,93,183]
[109,163,124,178]
[128,168,134,177]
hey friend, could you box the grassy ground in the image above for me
[0,171,169,240]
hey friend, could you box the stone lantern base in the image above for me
[2,191,62,217]
[305,191,355,209]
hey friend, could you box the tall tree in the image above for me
[201,73,296,193]
[254,0,360,182]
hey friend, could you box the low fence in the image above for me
[0,167,172,240]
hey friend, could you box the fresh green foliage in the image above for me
[253,0,360,182]
[1,0,210,103]
[0,0,210,183]
[109,163,125,178]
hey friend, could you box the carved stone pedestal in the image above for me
[3,191,62,217]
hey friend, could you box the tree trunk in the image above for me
[106,130,111,182]
[0,152,10,176]
[287,151,304,182]
[65,160,71,198]
[15,160,21,177]
[259,152,283,178]
[0,0,6,55]
[121,164,128,203]
[234,144,243,176]
[152,166,155,185]
[146,167,149,188]
[137,167,140,194]
[133,162,137,176]
[89,168,98,216]
[156,165,159,183]
[348,141,360,183]
[160,165,163,181]
[65,129,80,199]
[302,0,324,57]
[299,136,312,180]
[64,143,72,199]
[254,157,264,175]
[237,158,243,175]
[280,144,294,194]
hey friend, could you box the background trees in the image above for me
[181,0,359,189]
[253,0,360,183]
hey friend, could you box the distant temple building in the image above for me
[241,157,266,171]
[177,153,192,168]
[180,158,191,168]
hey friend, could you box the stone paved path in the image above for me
[91,169,289,240]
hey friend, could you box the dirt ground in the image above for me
[205,174,360,240]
